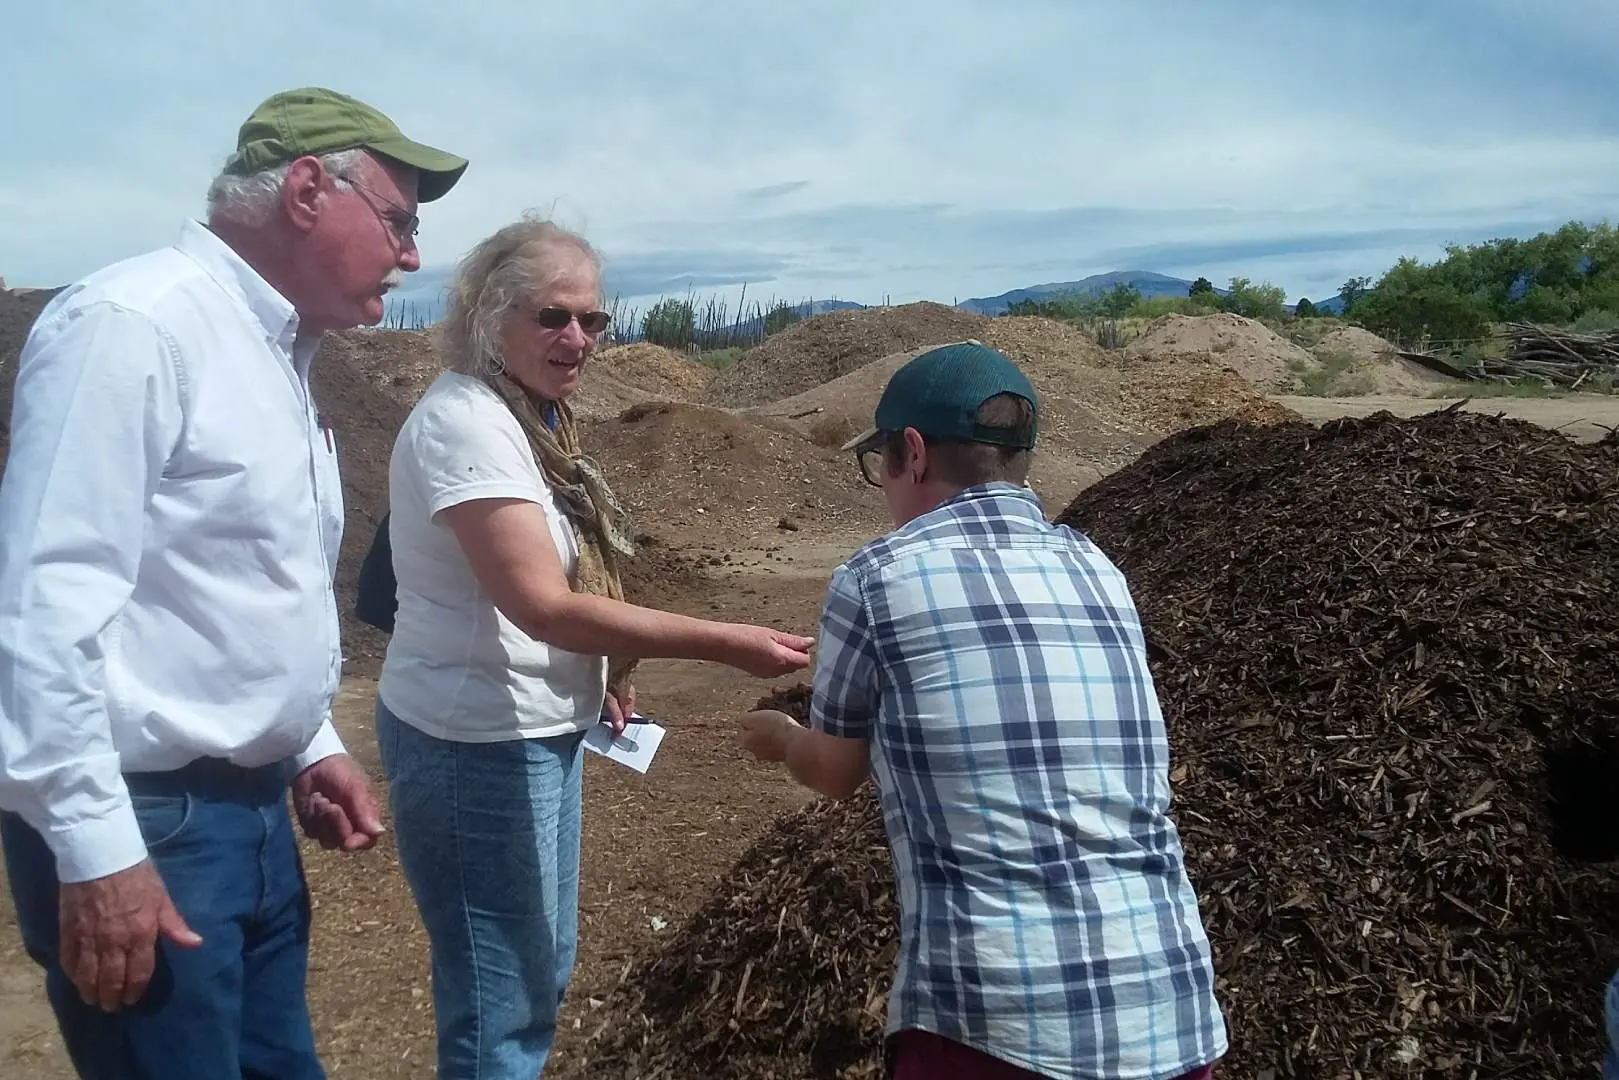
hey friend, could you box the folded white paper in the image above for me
[583,713,666,774]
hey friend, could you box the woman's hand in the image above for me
[721,627,815,678]
[602,685,636,737]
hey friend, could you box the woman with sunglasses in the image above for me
[372,217,814,1079]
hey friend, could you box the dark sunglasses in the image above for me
[532,307,611,334]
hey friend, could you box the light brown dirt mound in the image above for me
[1124,312,1314,393]
[569,368,662,422]
[1309,324,1458,394]
[584,402,888,551]
[978,315,1107,369]
[322,328,441,410]
[978,317,1294,434]
[0,288,63,461]
[752,317,1296,513]
[704,302,990,407]
[308,337,415,675]
[593,343,712,401]
[1312,323,1398,362]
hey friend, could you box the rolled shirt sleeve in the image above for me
[0,302,182,882]
[809,565,880,739]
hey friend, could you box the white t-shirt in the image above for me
[377,372,608,742]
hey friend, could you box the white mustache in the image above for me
[380,270,404,293]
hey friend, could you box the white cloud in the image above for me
[2,0,1615,305]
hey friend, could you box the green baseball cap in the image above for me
[223,87,468,202]
[841,340,1039,451]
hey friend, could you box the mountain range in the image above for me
[956,270,1346,316]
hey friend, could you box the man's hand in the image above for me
[738,709,802,763]
[59,860,202,1011]
[602,685,636,738]
[293,754,384,852]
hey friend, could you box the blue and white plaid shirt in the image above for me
[811,483,1227,1080]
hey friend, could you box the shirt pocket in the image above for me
[318,430,345,570]
[129,793,194,853]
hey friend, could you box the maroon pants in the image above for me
[888,1030,1217,1080]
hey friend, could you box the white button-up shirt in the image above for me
[0,221,347,883]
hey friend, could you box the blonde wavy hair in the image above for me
[437,216,603,377]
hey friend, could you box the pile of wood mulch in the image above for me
[704,302,989,407]
[569,684,899,1080]
[1058,407,1619,1078]
[571,407,1619,1080]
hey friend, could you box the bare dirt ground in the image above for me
[1273,391,1619,443]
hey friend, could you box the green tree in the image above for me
[1220,278,1288,321]
[763,301,802,336]
[1005,294,1102,320]
[1351,258,1491,343]
[642,297,695,348]
[1514,283,1574,325]
[1339,276,1373,315]
[1294,297,1317,318]
[1188,276,1215,296]
[1099,283,1142,318]
[1343,220,1619,329]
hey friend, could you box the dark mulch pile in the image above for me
[1053,408,1619,1078]
[576,407,1619,1080]
[577,685,898,1080]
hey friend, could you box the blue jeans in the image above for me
[1,759,321,1080]
[375,697,585,1080]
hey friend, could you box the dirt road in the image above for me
[1272,391,1619,442]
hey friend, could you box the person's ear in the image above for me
[902,427,928,483]
[280,156,328,235]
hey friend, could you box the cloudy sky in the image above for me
[3,0,1616,311]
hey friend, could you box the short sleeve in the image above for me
[809,564,880,740]
[409,388,548,518]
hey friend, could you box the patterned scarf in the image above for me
[483,370,639,696]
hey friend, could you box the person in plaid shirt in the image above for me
[739,341,1227,1080]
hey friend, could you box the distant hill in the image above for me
[958,271,1221,316]
[724,298,862,337]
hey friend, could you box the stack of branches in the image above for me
[1481,323,1619,388]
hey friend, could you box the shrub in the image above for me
[693,347,743,371]
[643,298,696,349]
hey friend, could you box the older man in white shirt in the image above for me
[0,87,466,1080]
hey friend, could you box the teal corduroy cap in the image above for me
[841,340,1039,450]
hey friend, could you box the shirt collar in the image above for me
[938,481,1045,516]
[174,220,301,349]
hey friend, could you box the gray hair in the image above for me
[438,217,603,378]
[205,147,371,227]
